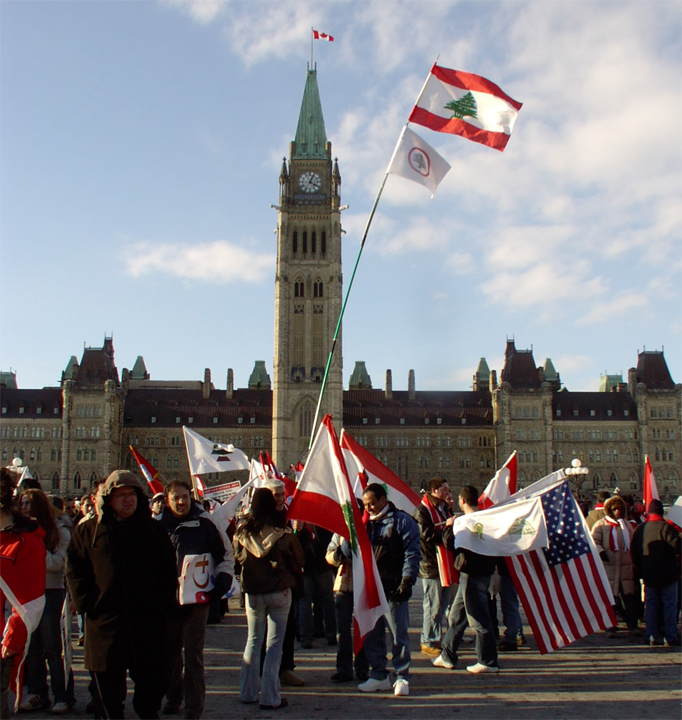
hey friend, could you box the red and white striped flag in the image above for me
[312,29,334,41]
[505,474,617,653]
[643,455,660,512]
[409,64,522,151]
[479,450,517,509]
[288,416,388,649]
[340,430,420,517]
[130,446,164,495]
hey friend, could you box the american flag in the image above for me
[507,479,617,653]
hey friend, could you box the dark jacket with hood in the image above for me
[65,471,178,673]
[415,494,453,580]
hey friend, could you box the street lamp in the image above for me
[565,457,590,498]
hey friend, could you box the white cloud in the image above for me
[124,240,274,284]
[160,0,230,24]
[575,292,649,326]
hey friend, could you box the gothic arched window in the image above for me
[292,231,298,254]
[321,231,326,255]
[311,231,317,254]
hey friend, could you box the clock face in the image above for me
[298,171,322,194]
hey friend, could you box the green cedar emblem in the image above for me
[507,518,536,537]
[473,522,484,540]
[445,92,478,120]
[342,501,358,554]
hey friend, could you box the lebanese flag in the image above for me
[479,451,518,510]
[643,455,660,512]
[340,430,421,517]
[409,63,522,151]
[130,446,164,495]
[193,475,207,499]
[312,29,334,41]
[263,451,297,499]
[291,461,305,483]
[288,416,388,649]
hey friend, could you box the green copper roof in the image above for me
[0,371,17,389]
[130,356,149,380]
[599,373,623,392]
[248,361,271,389]
[475,357,490,381]
[63,356,78,380]
[543,358,558,382]
[349,361,372,389]
[293,68,327,159]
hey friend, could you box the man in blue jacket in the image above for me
[358,483,420,698]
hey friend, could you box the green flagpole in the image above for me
[307,61,438,451]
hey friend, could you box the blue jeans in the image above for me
[299,570,336,643]
[363,599,411,682]
[499,575,524,642]
[442,573,498,668]
[241,589,292,707]
[334,592,369,678]
[24,589,75,706]
[645,582,680,643]
[421,577,451,646]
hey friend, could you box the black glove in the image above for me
[390,578,413,603]
[212,572,233,599]
[599,551,608,563]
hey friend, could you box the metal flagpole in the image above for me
[306,61,439,451]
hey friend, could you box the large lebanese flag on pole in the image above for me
[340,430,421,517]
[479,451,518,510]
[129,446,164,495]
[288,416,389,647]
[643,455,660,511]
[409,64,522,151]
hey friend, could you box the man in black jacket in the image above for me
[631,499,681,647]
[415,477,454,656]
[433,485,500,674]
[66,471,178,719]
[160,480,233,719]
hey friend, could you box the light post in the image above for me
[565,457,589,499]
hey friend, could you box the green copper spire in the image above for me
[293,67,327,159]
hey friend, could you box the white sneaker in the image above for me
[358,677,391,693]
[466,662,500,674]
[432,653,456,670]
[394,679,409,696]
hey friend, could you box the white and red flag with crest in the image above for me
[479,451,518,510]
[288,416,388,650]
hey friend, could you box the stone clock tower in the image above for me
[272,66,344,469]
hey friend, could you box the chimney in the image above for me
[627,367,637,397]
[489,370,497,392]
[203,369,211,399]
[385,370,393,400]
[226,368,234,399]
[408,369,416,400]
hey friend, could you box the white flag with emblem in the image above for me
[387,126,451,197]
[453,496,548,556]
[182,426,249,475]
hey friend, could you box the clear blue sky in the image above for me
[2,1,680,393]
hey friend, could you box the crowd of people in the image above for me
[1,466,680,719]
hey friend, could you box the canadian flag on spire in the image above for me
[643,455,660,511]
[479,451,518,510]
[312,29,334,41]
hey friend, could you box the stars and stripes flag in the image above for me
[504,474,617,653]
[288,416,389,650]
[129,446,164,495]
[409,63,522,151]
[643,455,660,511]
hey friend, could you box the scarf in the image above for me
[604,516,630,551]
[421,494,458,587]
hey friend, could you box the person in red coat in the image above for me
[0,467,47,715]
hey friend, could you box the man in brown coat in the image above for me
[66,471,178,719]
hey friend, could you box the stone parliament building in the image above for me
[2,68,680,503]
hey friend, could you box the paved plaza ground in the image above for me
[19,585,682,720]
